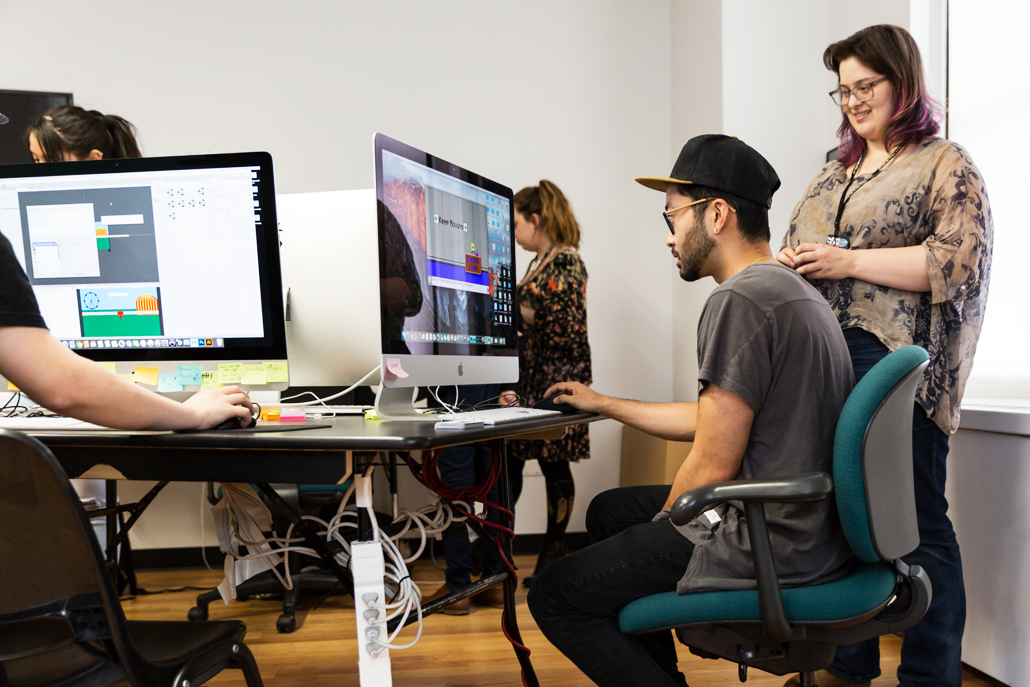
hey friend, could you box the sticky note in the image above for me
[177,365,203,385]
[157,372,184,392]
[97,362,117,373]
[218,363,244,384]
[263,361,289,383]
[242,366,267,385]
[120,373,135,382]
[7,381,19,391]
[385,358,409,378]
[200,371,223,389]
[133,366,160,386]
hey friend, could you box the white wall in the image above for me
[1,0,673,545]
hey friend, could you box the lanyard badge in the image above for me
[826,235,848,248]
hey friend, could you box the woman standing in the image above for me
[778,25,992,687]
[508,180,592,587]
[27,105,141,162]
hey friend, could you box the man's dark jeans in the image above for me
[528,485,693,687]
[829,328,966,687]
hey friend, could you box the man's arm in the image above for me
[542,381,698,441]
[662,382,753,509]
[0,326,254,430]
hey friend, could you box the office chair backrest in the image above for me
[0,431,104,615]
[0,430,150,683]
[832,346,928,563]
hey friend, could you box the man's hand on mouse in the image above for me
[184,386,256,429]
[542,381,606,414]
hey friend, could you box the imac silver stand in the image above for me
[374,386,432,422]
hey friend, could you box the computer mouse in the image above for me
[213,414,254,430]
[532,393,579,415]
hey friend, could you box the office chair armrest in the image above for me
[669,472,832,645]
[669,472,832,526]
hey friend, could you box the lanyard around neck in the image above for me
[832,144,903,243]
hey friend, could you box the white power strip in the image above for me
[352,540,392,685]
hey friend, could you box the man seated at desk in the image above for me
[0,233,255,430]
[526,135,855,687]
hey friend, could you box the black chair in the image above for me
[0,430,263,687]
[189,482,352,634]
[619,346,933,686]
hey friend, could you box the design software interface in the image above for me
[381,149,513,347]
[0,165,265,351]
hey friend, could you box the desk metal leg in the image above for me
[496,439,539,687]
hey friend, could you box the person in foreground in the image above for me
[525,135,855,687]
[0,233,255,431]
[778,25,992,687]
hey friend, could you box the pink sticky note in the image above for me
[385,358,409,378]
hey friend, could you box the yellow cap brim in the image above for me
[634,177,694,192]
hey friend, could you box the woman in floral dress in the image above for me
[507,180,592,587]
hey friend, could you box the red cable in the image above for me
[404,446,532,678]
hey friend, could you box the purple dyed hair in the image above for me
[824,25,941,168]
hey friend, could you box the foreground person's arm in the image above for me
[0,326,254,430]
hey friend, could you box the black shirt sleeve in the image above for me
[0,233,47,329]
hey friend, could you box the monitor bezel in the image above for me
[0,152,287,363]
[374,133,519,366]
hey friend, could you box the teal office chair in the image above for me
[618,346,932,686]
[0,430,263,686]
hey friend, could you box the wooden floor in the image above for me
[123,557,993,687]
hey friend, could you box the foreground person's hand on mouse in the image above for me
[182,386,256,429]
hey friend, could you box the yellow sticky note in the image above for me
[200,371,223,389]
[242,366,267,385]
[97,362,117,373]
[133,366,160,386]
[7,381,19,391]
[120,373,135,382]
[263,361,289,384]
[218,363,244,384]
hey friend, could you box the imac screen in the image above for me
[376,135,516,357]
[0,152,285,362]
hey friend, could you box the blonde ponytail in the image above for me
[513,179,581,249]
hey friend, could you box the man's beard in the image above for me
[678,211,715,282]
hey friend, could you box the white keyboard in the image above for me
[0,417,106,431]
[435,407,561,425]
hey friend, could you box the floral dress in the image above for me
[510,246,592,462]
[784,138,993,435]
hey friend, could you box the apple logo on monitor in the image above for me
[458,362,464,377]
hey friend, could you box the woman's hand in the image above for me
[775,246,798,268]
[792,242,855,280]
[499,389,519,407]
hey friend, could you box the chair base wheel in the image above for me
[187,606,208,622]
[276,613,297,633]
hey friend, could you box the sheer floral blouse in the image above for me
[784,138,993,435]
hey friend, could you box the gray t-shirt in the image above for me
[676,262,854,594]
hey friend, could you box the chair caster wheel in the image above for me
[187,606,208,622]
[276,614,296,633]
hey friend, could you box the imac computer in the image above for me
[0,152,287,397]
[373,134,518,421]
[276,189,382,387]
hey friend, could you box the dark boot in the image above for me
[522,538,567,588]
[523,474,575,588]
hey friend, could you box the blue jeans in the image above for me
[829,329,966,687]
[432,385,507,590]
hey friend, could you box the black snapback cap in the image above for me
[636,134,781,209]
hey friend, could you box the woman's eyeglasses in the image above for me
[829,77,887,107]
